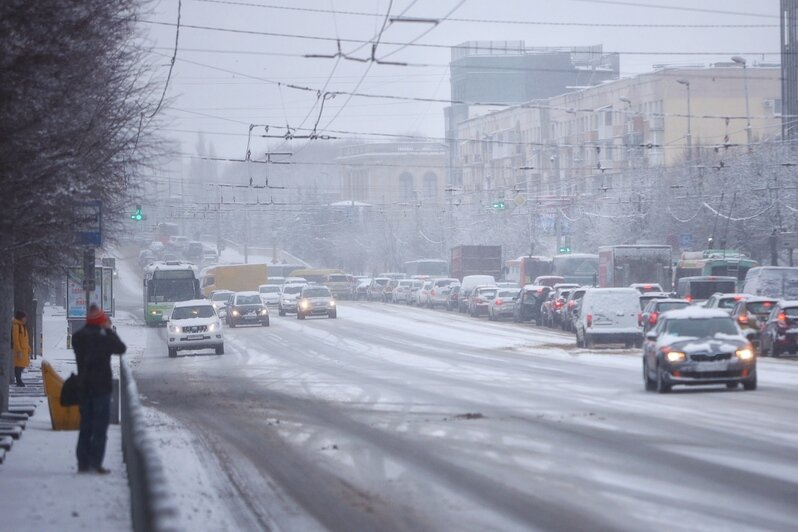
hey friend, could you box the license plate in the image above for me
[185,334,203,340]
[696,360,728,372]
[244,315,257,320]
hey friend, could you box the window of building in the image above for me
[422,172,438,200]
[399,172,414,202]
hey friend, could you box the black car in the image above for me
[640,298,690,333]
[758,300,798,357]
[642,308,756,393]
[513,285,550,324]
[226,291,270,327]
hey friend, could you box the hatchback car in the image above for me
[209,289,234,316]
[297,285,337,319]
[278,283,305,316]
[642,308,756,393]
[428,278,459,309]
[367,278,390,301]
[640,298,690,333]
[702,293,749,314]
[392,279,414,304]
[167,299,224,358]
[513,285,550,324]
[226,291,270,327]
[468,285,498,317]
[488,288,520,321]
[758,300,798,357]
[729,297,778,349]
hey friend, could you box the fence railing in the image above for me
[120,358,179,532]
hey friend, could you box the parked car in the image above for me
[575,288,643,348]
[468,285,498,317]
[383,279,400,302]
[513,285,550,324]
[630,283,664,294]
[549,284,580,328]
[458,275,496,313]
[278,283,305,316]
[758,300,798,357]
[258,284,281,307]
[226,291,270,327]
[415,280,434,307]
[297,285,337,319]
[702,293,749,314]
[353,279,371,300]
[488,288,520,321]
[428,278,459,309]
[729,297,778,350]
[640,298,690,333]
[367,278,390,301]
[446,285,461,311]
[392,279,414,304]
[408,279,425,305]
[166,299,224,358]
[642,308,756,393]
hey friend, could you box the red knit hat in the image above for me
[86,305,108,326]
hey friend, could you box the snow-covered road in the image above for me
[114,266,797,531]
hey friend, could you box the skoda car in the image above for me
[642,308,756,393]
[226,291,270,327]
[167,299,224,358]
[297,285,337,319]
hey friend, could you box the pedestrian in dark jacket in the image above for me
[72,304,126,474]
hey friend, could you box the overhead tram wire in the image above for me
[188,0,777,27]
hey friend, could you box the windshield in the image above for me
[665,317,739,337]
[283,285,303,295]
[148,279,196,303]
[235,295,261,305]
[259,286,280,293]
[498,290,517,298]
[172,305,215,320]
[212,292,231,301]
[303,288,331,298]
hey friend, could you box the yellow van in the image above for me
[201,264,269,297]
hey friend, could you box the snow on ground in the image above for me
[0,305,131,532]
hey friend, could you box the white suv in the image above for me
[167,299,224,358]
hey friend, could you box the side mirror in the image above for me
[645,332,657,341]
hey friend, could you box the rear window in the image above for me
[786,307,798,317]
[718,297,742,309]
[664,317,739,337]
[658,302,689,313]
[435,279,455,287]
[685,281,736,300]
[172,305,215,319]
[746,301,775,314]
[498,290,517,298]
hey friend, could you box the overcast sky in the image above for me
[141,0,779,161]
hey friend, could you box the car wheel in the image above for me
[643,359,656,391]
[279,308,285,317]
[168,347,177,358]
[726,382,739,389]
[585,334,594,349]
[329,310,337,319]
[297,312,305,320]
[624,340,633,349]
[263,318,269,327]
[229,321,236,328]
[743,374,757,391]
[656,363,671,393]
[634,338,643,349]
[215,345,224,355]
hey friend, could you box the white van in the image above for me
[458,275,496,312]
[575,287,643,348]
[742,267,798,299]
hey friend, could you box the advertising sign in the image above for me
[66,267,102,319]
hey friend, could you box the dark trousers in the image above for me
[14,367,24,385]
[77,394,111,470]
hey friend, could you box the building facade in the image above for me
[456,65,781,200]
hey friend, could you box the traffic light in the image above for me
[491,200,507,210]
[558,246,572,254]
[131,204,143,221]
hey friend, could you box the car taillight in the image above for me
[685,296,693,303]
[778,311,788,326]
[495,299,503,306]
[554,300,563,308]
[737,314,749,325]
[568,300,575,309]
[586,313,593,327]
[648,312,658,325]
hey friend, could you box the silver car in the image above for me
[297,285,337,319]
[488,288,520,321]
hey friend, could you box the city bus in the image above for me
[403,259,449,278]
[143,261,201,326]
[552,253,599,286]
[674,250,758,291]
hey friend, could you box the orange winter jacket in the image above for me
[12,318,31,368]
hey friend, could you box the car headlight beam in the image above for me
[736,348,754,360]
[665,351,686,363]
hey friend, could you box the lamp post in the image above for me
[619,97,633,168]
[676,79,692,163]
[731,56,752,148]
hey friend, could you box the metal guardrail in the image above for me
[120,358,179,532]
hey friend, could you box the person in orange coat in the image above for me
[12,310,31,387]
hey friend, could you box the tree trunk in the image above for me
[0,236,14,413]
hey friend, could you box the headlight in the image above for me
[231,310,239,316]
[300,300,309,310]
[259,308,269,315]
[329,300,336,307]
[168,324,181,334]
[665,351,686,362]
[736,347,754,360]
[208,322,217,332]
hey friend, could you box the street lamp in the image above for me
[731,56,752,148]
[676,79,692,162]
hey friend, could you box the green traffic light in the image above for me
[131,205,143,221]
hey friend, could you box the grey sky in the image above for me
[142,0,779,159]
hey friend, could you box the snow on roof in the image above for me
[174,299,214,307]
[660,307,730,319]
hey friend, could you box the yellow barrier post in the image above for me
[41,361,81,430]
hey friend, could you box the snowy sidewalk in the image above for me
[0,305,132,532]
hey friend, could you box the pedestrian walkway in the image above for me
[0,305,131,532]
